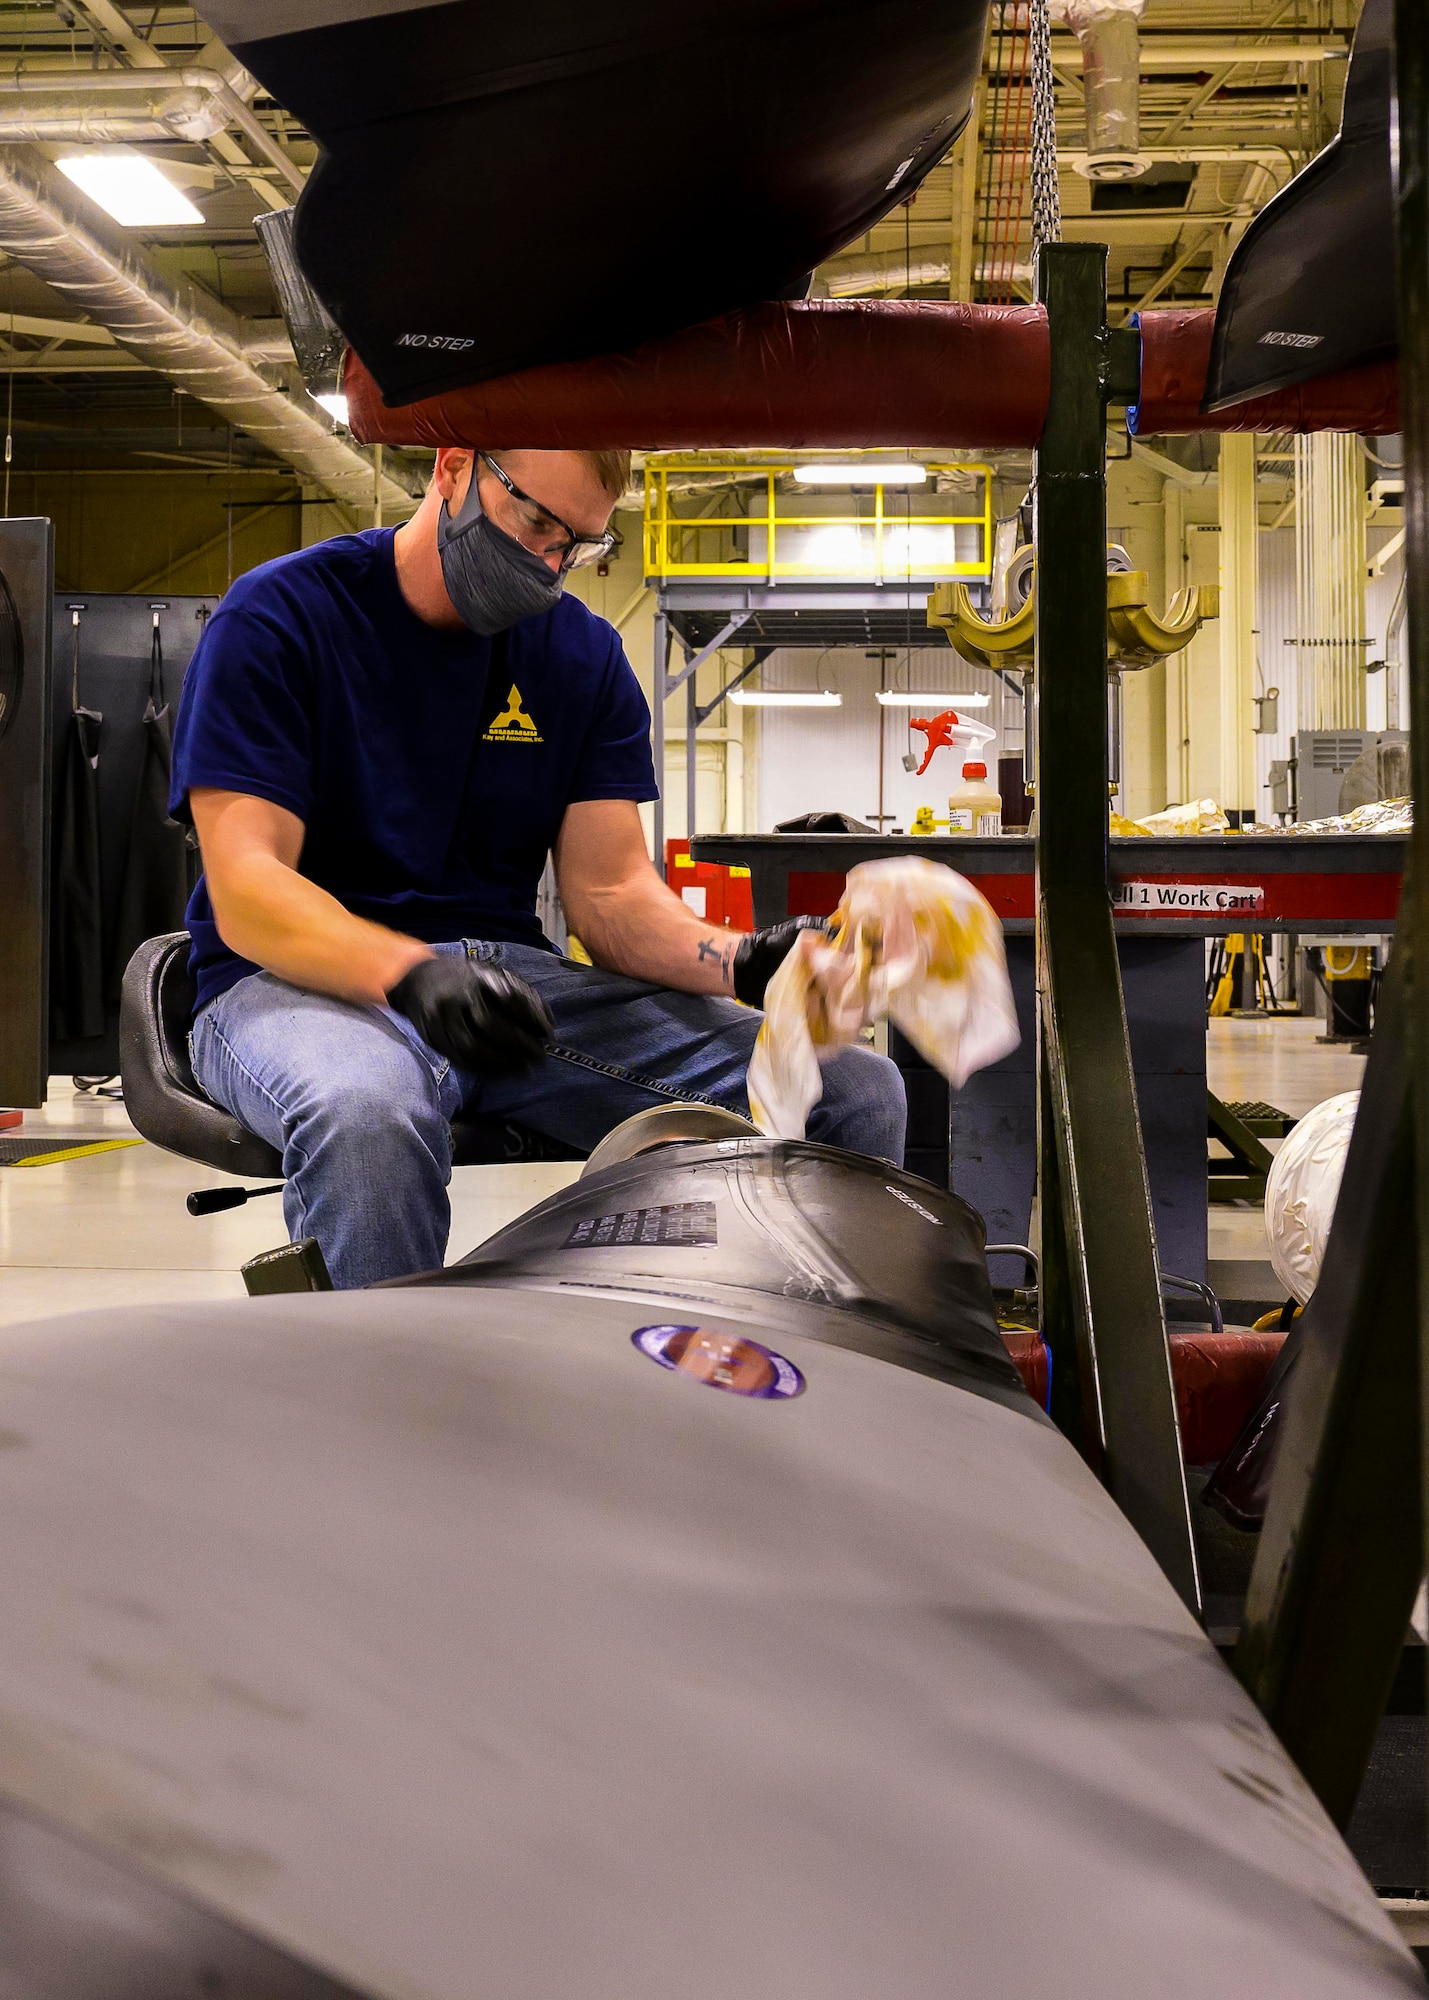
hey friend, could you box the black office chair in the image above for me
[119,933,586,1209]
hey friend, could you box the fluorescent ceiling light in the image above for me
[728,689,842,707]
[876,691,992,707]
[313,392,350,426]
[57,151,203,226]
[794,462,927,486]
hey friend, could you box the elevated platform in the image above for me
[660,580,990,653]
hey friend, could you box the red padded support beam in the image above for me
[1132,308,1400,436]
[344,298,1399,452]
[1168,1330,1285,1466]
[344,299,1052,451]
[1001,1326,1285,1464]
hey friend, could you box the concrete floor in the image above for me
[0,1078,582,1327]
[1206,1013,1366,1265]
[0,1014,1365,1327]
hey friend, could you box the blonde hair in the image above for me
[584,448,633,498]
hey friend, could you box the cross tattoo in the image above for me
[698,936,735,985]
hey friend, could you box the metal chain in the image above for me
[1028,0,1062,259]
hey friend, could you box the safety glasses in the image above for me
[477,452,620,572]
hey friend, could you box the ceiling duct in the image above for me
[0,147,416,517]
[810,249,1042,297]
[0,69,303,189]
[809,248,955,298]
[1050,0,1149,181]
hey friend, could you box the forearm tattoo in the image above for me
[697,935,735,986]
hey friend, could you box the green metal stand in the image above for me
[1207,1092,1277,1205]
[1233,949,1421,1828]
[1398,0,1429,1853]
[1227,0,1429,1830]
[1033,242,1200,1615]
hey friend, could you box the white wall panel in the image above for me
[755,646,1006,831]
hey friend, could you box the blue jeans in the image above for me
[191,939,907,1289]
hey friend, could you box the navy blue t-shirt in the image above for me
[170,528,657,1010]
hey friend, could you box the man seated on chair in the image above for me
[171,446,906,1288]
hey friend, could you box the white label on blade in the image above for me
[1114,880,1265,914]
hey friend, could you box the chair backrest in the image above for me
[118,933,284,1179]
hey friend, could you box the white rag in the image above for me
[746,856,1021,1140]
[1263,1089,1359,1303]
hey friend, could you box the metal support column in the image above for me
[653,609,752,856]
[1033,242,1200,1613]
[687,663,698,844]
[651,609,669,864]
[1226,0,1429,1827]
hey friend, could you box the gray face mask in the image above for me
[436,473,564,636]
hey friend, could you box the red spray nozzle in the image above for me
[908,708,962,778]
[907,708,995,779]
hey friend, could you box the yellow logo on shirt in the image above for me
[484,684,542,743]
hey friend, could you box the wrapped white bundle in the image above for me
[1135,797,1231,835]
[1263,1089,1359,1304]
[746,856,1021,1141]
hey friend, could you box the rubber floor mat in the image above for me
[1347,1715,1427,1897]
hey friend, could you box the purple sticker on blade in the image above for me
[631,1324,805,1399]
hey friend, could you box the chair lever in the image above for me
[186,1184,284,1217]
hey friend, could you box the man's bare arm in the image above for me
[553,798,748,995]
[189,788,431,1005]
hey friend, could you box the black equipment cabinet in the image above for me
[0,519,54,1109]
[47,592,217,1081]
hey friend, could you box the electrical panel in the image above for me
[0,519,54,1108]
[1292,728,1409,821]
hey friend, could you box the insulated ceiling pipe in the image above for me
[810,249,1036,296]
[0,103,254,150]
[0,70,303,191]
[0,147,416,516]
[1049,0,1149,180]
[809,248,956,297]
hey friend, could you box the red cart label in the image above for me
[1114,880,1266,915]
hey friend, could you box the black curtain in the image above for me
[49,607,105,1042]
[107,609,192,999]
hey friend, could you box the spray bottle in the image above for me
[948,756,1002,835]
[908,710,999,834]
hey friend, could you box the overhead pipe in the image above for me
[809,248,956,297]
[1049,34,1345,68]
[0,147,416,516]
[0,69,304,191]
[1049,0,1149,180]
[810,249,1037,296]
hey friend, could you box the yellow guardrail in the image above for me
[643,458,993,584]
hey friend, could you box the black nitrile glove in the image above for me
[732,916,829,1008]
[386,957,554,1075]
